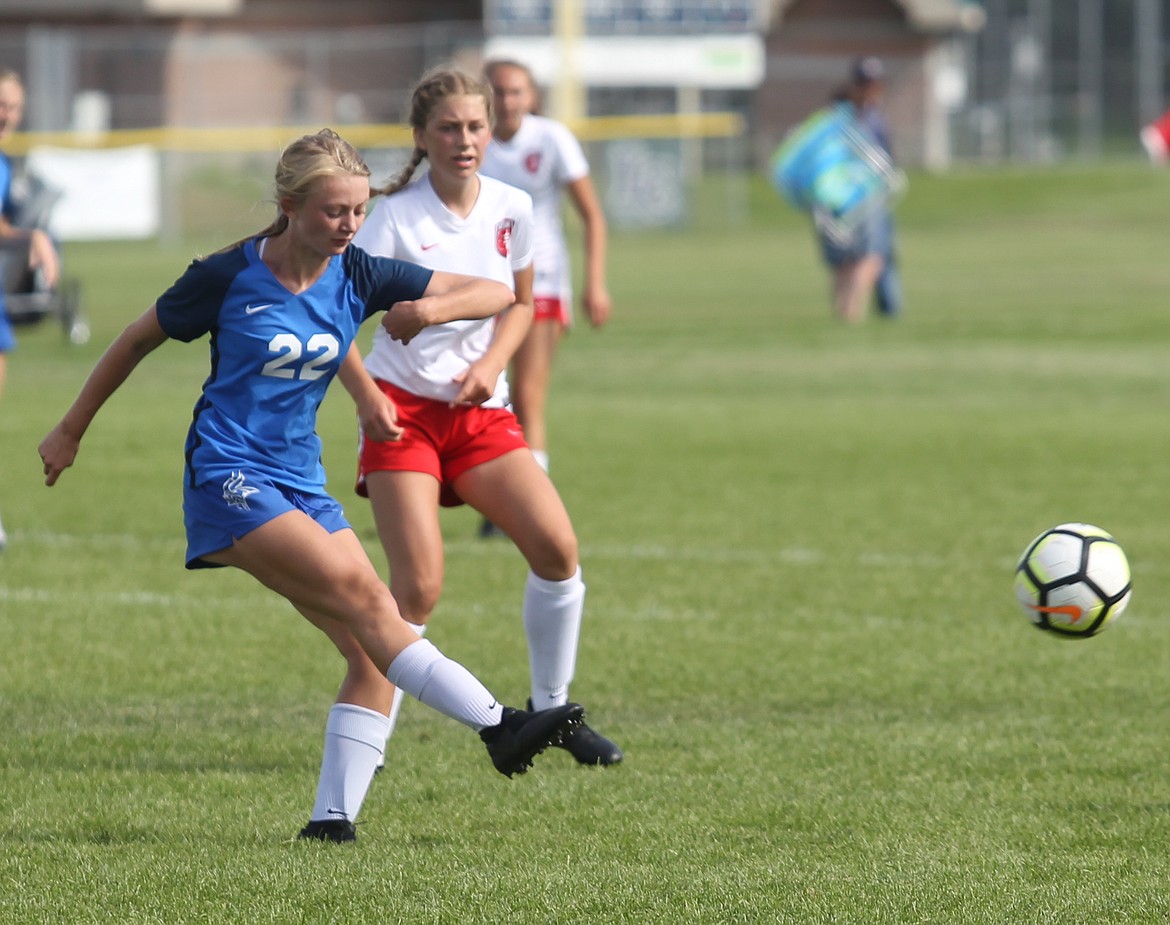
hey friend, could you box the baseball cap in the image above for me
[851,56,884,84]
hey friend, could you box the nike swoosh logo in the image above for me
[245,303,274,314]
[421,243,439,251]
[1029,604,1084,622]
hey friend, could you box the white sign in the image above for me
[484,35,765,88]
[26,144,161,241]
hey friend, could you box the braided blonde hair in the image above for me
[257,128,371,239]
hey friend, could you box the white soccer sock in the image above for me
[386,638,504,730]
[309,703,391,822]
[532,449,550,473]
[377,622,426,769]
[524,567,585,710]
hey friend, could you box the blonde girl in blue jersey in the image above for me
[37,128,583,843]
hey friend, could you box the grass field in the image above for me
[4,163,1170,923]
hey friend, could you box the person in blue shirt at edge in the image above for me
[0,68,61,550]
[37,127,585,844]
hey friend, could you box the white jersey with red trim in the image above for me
[482,113,588,303]
[354,172,534,407]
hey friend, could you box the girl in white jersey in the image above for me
[333,68,622,796]
[38,128,583,845]
[479,59,611,503]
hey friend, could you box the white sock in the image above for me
[309,703,391,822]
[532,449,550,473]
[524,567,584,710]
[377,622,426,769]
[386,638,504,730]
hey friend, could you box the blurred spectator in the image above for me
[0,68,61,550]
[844,56,903,320]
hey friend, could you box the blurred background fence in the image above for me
[3,2,1170,240]
[0,18,750,241]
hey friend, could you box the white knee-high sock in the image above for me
[524,567,585,710]
[376,622,426,769]
[386,638,503,730]
[532,449,550,473]
[310,703,391,823]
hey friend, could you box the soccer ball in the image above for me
[1014,523,1131,638]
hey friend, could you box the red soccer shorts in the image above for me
[355,379,529,507]
[533,295,570,327]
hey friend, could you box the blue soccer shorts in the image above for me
[183,468,351,569]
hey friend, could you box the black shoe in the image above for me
[528,699,623,766]
[478,517,504,539]
[479,703,584,778]
[298,818,357,843]
[560,723,624,766]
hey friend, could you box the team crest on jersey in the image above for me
[495,218,515,257]
[222,470,260,510]
[525,152,542,174]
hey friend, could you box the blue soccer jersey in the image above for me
[155,239,432,492]
[0,150,13,347]
[0,150,12,220]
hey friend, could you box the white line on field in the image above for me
[2,528,961,569]
[0,586,189,608]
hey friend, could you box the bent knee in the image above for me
[327,565,396,620]
[528,531,579,581]
[390,574,442,624]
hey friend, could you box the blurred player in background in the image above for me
[1140,107,1170,163]
[0,68,60,549]
[847,57,903,319]
[38,127,583,844]
[477,58,612,536]
[810,57,901,323]
[331,67,622,799]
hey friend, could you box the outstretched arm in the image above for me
[565,175,611,328]
[39,305,169,485]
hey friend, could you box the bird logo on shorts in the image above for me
[222,470,260,510]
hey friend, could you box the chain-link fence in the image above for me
[5,6,1170,242]
[956,0,1169,162]
[6,8,1170,163]
[0,20,754,240]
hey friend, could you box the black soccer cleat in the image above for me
[528,699,623,766]
[559,722,624,766]
[478,516,505,540]
[297,818,357,844]
[479,703,584,778]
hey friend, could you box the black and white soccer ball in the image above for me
[1014,523,1131,638]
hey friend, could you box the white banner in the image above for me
[484,35,765,89]
[25,144,161,241]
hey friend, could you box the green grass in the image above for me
[4,163,1170,923]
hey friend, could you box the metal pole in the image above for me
[1077,0,1102,159]
[1032,0,1051,160]
[1135,0,1163,126]
[551,0,585,123]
